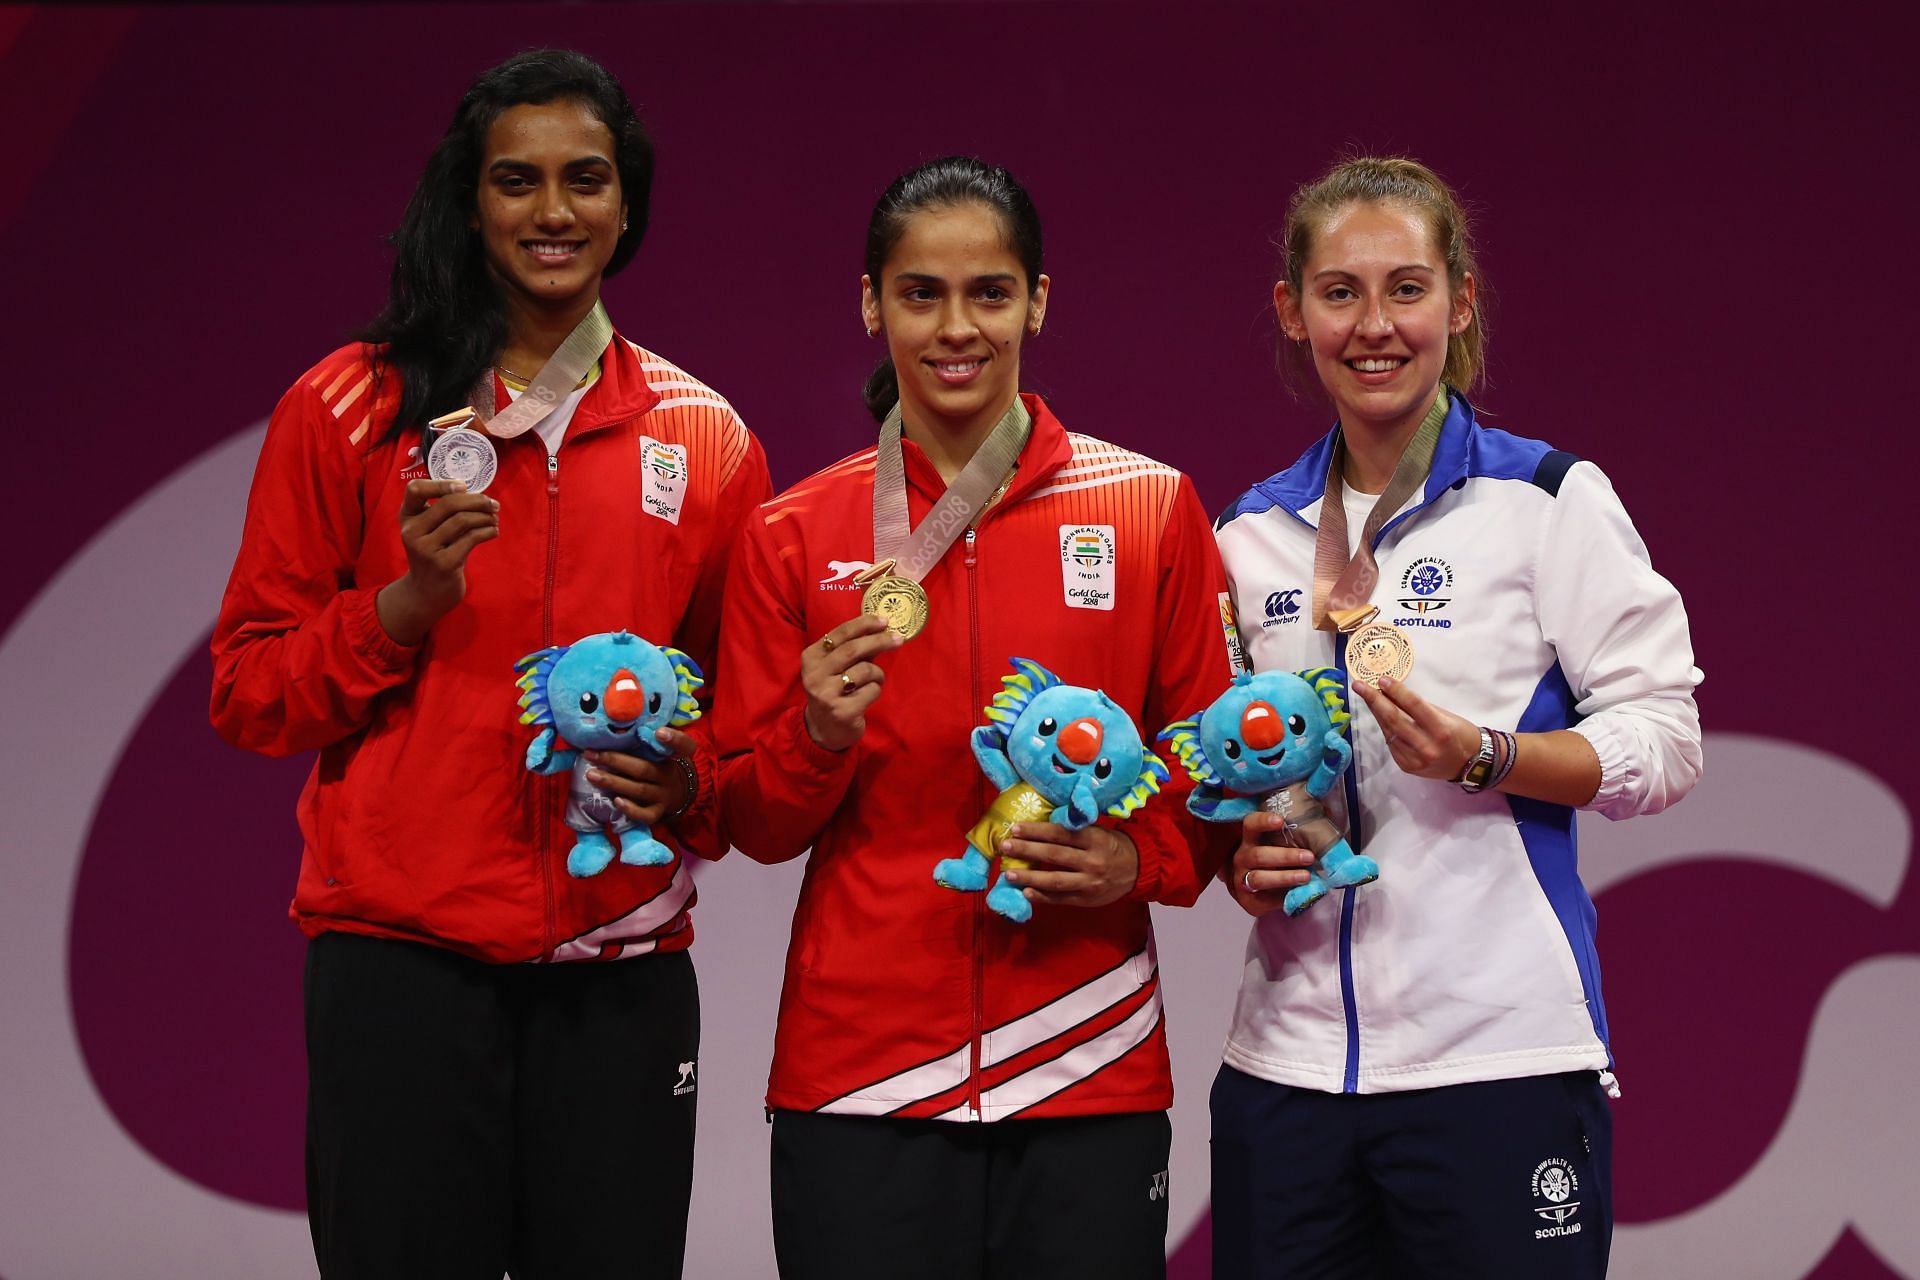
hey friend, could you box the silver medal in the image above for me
[427,426,499,494]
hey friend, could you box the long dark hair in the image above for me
[360,49,655,434]
[862,156,1044,422]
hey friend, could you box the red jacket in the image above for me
[212,334,771,963]
[716,395,1234,1121]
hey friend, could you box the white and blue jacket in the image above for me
[1214,394,1702,1094]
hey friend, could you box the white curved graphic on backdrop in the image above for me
[0,423,1913,1277]
[1583,734,1915,1276]
[1581,732,1909,907]
[0,424,310,1276]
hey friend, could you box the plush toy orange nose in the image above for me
[1240,700,1284,750]
[603,669,647,722]
[1057,717,1104,765]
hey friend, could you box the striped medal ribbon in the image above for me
[424,301,614,493]
[1311,391,1449,687]
[860,398,1032,641]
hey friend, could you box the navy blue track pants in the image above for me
[1210,1064,1612,1279]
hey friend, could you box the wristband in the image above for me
[1455,727,1497,793]
[1486,729,1519,791]
[664,753,700,822]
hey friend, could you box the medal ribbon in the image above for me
[1311,390,1449,631]
[468,300,614,440]
[871,398,1032,582]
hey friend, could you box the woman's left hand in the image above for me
[1352,675,1480,782]
[999,824,1139,910]
[584,727,699,826]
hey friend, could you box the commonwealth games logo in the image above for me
[1530,1157,1583,1239]
[647,444,684,480]
[1398,556,1453,614]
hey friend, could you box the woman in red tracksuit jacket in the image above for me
[209,50,769,1279]
[714,156,1234,1279]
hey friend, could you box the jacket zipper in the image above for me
[541,451,560,960]
[965,524,984,1120]
[1328,521,1381,1095]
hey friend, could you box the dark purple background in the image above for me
[5,2,1913,1275]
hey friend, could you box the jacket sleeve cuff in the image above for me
[777,703,862,780]
[342,586,422,678]
[684,730,720,818]
[1116,806,1177,904]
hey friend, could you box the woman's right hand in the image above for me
[1224,811,1318,919]
[376,478,501,646]
[801,613,903,752]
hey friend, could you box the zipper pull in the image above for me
[547,452,559,496]
[964,527,977,567]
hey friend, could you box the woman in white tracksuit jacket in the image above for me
[1207,157,1702,1279]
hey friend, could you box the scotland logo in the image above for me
[1398,556,1453,615]
[1530,1157,1583,1239]
[1262,588,1304,629]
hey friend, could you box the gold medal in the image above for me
[1345,620,1415,687]
[861,574,930,640]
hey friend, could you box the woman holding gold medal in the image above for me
[1209,157,1704,1277]
[211,50,771,1278]
[714,156,1234,1277]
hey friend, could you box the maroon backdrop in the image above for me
[2,3,1913,1276]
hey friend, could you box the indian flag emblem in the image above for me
[647,444,683,480]
[1072,533,1106,565]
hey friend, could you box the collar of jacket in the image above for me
[897,391,1075,508]
[492,325,663,442]
[1251,387,1481,527]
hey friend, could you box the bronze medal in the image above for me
[861,574,930,640]
[1345,620,1415,687]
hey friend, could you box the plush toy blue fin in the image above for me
[568,830,618,878]
[1306,730,1354,799]
[971,725,1021,791]
[663,647,706,727]
[1158,716,1222,788]
[1058,774,1101,828]
[524,728,579,775]
[934,848,992,893]
[1189,788,1256,823]
[986,874,1034,923]
[618,825,674,867]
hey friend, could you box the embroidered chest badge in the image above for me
[1396,555,1455,630]
[639,436,689,525]
[1059,524,1116,611]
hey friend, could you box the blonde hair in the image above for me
[1278,155,1486,397]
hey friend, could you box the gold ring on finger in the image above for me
[840,672,856,694]
[820,635,836,653]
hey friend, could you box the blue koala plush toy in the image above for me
[935,657,1170,924]
[1159,668,1375,917]
[514,630,704,877]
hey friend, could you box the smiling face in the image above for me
[861,201,1048,445]
[473,99,626,320]
[547,637,675,751]
[1199,673,1333,794]
[1006,686,1144,811]
[1277,199,1474,443]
